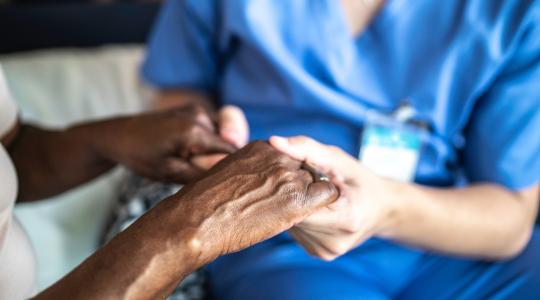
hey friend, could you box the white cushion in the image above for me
[0,45,152,291]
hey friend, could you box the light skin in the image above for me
[340,0,385,36]
[270,135,540,261]
[156,87,540,262]
[154,82,540,262]
[154,89,249,170]
[145,0,536,282]
[5,2,530,298]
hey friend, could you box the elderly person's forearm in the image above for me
[33,142,339,300]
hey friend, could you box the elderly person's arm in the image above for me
[6,105,235,202]
[32,142,338,300]
[271,136,539,261]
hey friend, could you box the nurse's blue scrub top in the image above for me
[143,0,540,190]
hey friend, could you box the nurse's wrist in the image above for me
[373,178,408,238]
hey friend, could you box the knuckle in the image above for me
[329,241,351,257]
[186,123,201,135]
[343,219,362,234]
[272,165,292,179]
[307,247,339,261]
[328,145,345,155]
[319,253,339,262]
[272,152,294,167]
[251,140,266,147]
[336,205,362,233]
[283,171,297,183]
[247,140,268,152]
[283,181,306,206]
[275,153,291,165]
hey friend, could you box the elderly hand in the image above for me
[33,141,339,300]
[270,135,398,261]
[173,141,339,263]
[95,105,237,183]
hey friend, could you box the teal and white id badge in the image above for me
[359,108,426,182]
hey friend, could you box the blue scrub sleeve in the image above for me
[463,13,540,190]
[142,0,219,90]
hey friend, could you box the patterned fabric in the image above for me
[103,174,208,300]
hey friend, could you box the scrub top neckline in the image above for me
[333,0,408,43]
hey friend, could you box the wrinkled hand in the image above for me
[270,136,395,261]
[175,141,339,263]
[97,105,236,183]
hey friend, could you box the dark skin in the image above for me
[7,104,235,201]
[33,141,339,299]
[1,103,338,298]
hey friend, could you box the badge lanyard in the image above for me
[359,102,428,182]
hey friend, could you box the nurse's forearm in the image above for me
[380,183,539,259]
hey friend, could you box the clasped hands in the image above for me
[106,103,394,262]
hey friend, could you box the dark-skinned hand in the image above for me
[164,141,340,264]
[32,141,339,300]
[95,105,236,183]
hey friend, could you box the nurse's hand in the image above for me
[270,136,398,261]
[190,105,250,170]
[155,90,250,171]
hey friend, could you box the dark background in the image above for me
[0,1,160,54]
